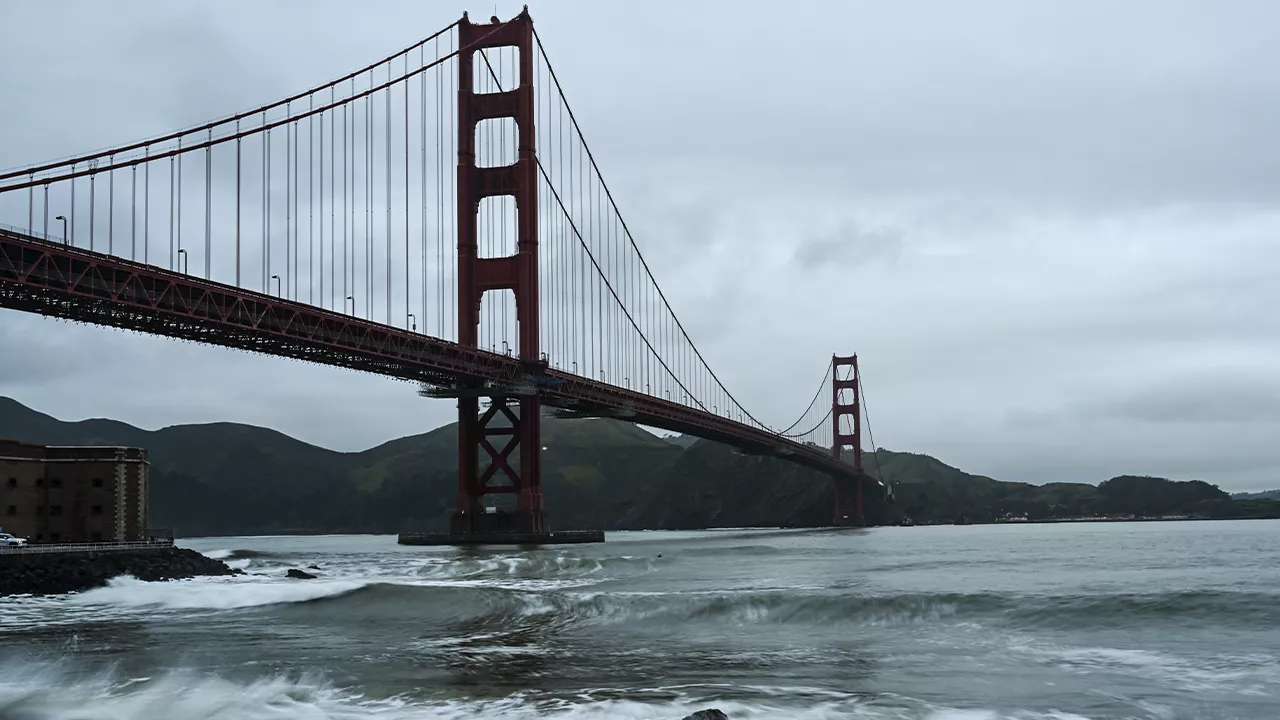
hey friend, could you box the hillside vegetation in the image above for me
[0,397,1271,535]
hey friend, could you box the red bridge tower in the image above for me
[452,9,545,535]
[832,354,864,526]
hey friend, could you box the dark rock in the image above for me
[307,564,321,570]
[0,547,237,596]
[682,711,728,720]
[286,568,317,580]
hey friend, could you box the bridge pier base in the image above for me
[833,475,865,527]
[451,393,548,537]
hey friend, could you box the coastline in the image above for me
[0,545,239,596]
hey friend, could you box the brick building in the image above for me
[0,440,150,543]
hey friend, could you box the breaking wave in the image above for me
[411,552,656,581]
[69,575,373,611]
[202,549,275,561]
[0,659,1089,720]
[44,558,1280,636]
[259,584,1280,631]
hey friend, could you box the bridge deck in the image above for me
[0,228,856,478]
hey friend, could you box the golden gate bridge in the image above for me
[0,8,880,543]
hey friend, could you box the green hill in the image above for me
[0,397,1270,535]
[0,398,682,536]
[1234,489,1280,501]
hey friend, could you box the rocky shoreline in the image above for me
[0,547,238,596]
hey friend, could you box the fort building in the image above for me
[0,439,149,543]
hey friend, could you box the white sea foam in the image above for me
[1007,639,1280,695]
[68,574,371,611]
[0,661,1098,720]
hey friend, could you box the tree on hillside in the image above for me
[1097,475,1227,515]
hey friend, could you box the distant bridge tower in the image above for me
[832,354,864,526]
[453,9,546,535]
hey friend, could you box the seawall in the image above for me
[0,546,238,596]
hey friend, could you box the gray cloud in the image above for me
[1073,376,1280,425]
[1,0,1279,491]
[793,221,903,272]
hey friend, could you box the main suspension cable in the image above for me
[532,27,813,435]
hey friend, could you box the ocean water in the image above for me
[1,521,1278,719]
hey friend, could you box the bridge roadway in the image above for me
[0,227,856,479]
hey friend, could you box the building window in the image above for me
[92,478,104,488]
[5,505,14,515]
[49,506,62,516]
[6,477,14,488]
[50,478,63,489]
[91,505,103,516]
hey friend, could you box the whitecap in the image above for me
[68,574,371,611]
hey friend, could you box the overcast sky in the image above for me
[1,1,1278,490]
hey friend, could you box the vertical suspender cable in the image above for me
[70,166,76,246]
[385,61,392,326]
[266,127,272,290]
[285,113,291,295]
[343,89,349,312]
[313,95,319,305]
[327,85,332,307]
[295,115,301,298]
[596,153,603,378]
[235,123,241,285]
[366,84,372,317]
[294,114,300,298]
[431,42,440,336]
[144,147,150,263]
[261,116,267,290]
[366,82,372,317]
[131,163,137,259]
[449,32,456,342]
[404,53,411,329]
[108,156,114,253]
[436,39,445,337]
[176,144,182,270]
[420,45,428,334]
[166,153,173,266]
[557,84,565,367]
[205,128,212,277]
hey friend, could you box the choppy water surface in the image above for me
[2,521,1279,718]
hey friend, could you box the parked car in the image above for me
[0,533,28,547]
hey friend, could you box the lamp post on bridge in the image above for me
[407,313,416,332]
[271,274,281,297]
[177,248,188,274]
[346,295,354,315]
[54,215,67,244]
